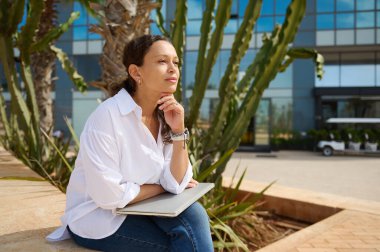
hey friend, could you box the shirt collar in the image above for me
[114,88,142,119]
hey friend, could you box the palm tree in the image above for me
[88,0,159,96]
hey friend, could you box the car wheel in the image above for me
[322,146,333,156]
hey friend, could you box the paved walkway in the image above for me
[223,151,380,252]
[224,151,380,202]
[1,147,380,251]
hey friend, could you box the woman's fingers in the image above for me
[186,178,199,188]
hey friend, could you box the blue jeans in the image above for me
[68,202,213,252]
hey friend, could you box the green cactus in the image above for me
[0,0,85,191]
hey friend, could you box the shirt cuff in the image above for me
[160,162,192,194]
[116,182,141,208]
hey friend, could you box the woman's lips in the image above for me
[165,78,177,83]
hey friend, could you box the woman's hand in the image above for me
[186,178,199,189]
[157,93,184,133]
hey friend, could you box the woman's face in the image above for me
[137,40,180,96]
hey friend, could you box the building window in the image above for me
[317,0,335,13]
[317,14,335,30]
[356,11,375,28]
[337,0,355,11]
[356,0,375,11]
[337,13,354,29]
[73,2,101,41]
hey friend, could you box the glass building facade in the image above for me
[3,0,379,150]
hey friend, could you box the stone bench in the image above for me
[0,147,89,251]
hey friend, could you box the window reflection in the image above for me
[317,0,334,12]
[337,0,355,11]
[356,12,375,28]
[238,0,248,17]
[186,20,202,35]
[73,26,87,40]
[315,65,340,87]
[275,0,291,14]
[356,0,375,11]
[341,65,376,86]
[262,0,274,15]
[337,13,354,29]
[257,16,274,32]
[224,19,238,34]
[188,0,203,19]
[185,51,197,89]
[317,14,334,30]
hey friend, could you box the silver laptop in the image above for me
[116,183,214,217]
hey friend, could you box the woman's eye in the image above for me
[159,60,166,63]
[173,61,179,65]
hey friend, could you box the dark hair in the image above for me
[118,35,174,144]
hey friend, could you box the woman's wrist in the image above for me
[171,127,185,134]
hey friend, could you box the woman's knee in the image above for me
[181,202,209,225]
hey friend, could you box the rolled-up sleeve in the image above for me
[160,144,193,194]
[80,130,140,209]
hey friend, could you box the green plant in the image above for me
[0,1,86,192]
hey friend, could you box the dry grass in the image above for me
[229,211,308,251]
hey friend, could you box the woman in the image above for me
[47,35,214,251]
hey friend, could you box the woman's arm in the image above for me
[128,184,165,204]
[170,131,189,184]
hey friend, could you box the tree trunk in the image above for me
[30,0,57,133]
[89,0,158,96]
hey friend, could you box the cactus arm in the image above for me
[8,0,26,35]
[0,90,11,146]
[155,0,170,37]
[0,35,38,153]
[205,0,262,149]
[18,0,44,65]
[170,0,187,102]
[286,48,324,79]
[220,0,307,151]
[50,45,88,93]
[30,12,80,53]
[187,0,232,127]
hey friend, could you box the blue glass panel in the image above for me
[337,13,354,29]
[88,32,101,40]
[187,20,202,35]
[377,11,380,26]
[73,26,87,40]
[341,64,376,87]
[88,15,98,25]
[271,64,292,88]
[262,0,274,15]
[317,0,334,12]
[224,19,238,33]
[18,3,27,30]
[231,0,238,15]
[257,16,274,32]
[150,23,162,35]
[188,0,203,19]
[276,0,291,14]
[378,0,380,9]
[315,65,340,87]
[185,51,198,89]
[377,64,380,86]
[238,0,248,17]
[317,14,334,30]
[73,2,87,25]
[239,50,255,72]
[337,0,355,11]
[209,53,221,89]
[356,0,375,10]
[220,50,231,81]
[356,11,375,28]
[275,15,285,26]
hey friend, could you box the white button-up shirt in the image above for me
[47,88,193,241]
